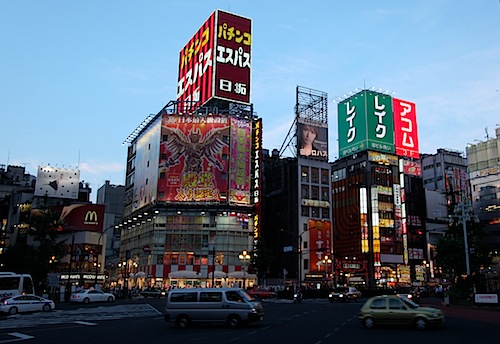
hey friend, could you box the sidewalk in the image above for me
[420,297,500,311]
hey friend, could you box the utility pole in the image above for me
[64,234,75,302]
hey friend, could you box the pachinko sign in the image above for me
[158,114,230,202]
[177,10,252,112]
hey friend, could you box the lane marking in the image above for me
[73,321,97,326]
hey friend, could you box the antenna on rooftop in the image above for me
[485,127,489,140]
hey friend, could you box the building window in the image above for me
[311,168,319,184]
[301,166,309,182]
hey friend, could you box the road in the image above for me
[0,298,498,343]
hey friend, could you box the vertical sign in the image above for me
[229,117,251,205]
[296,118,328,160]
[365,91,394,154]
[214,10,252,104]
[252,118,263,241]
[393,98,419,158]
[338,92,367,158]
[177,12,216,113]
[308,220,332,272]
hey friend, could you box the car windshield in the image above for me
[333,287,348,292]
[400,296,419,308]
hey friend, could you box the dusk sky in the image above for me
[2,0,499,201]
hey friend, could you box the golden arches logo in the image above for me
[84,211,98,224]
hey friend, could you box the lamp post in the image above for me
[239,250,251,289]
[448,201,476,277]
[94,225,118,288]
[281,229,307,288]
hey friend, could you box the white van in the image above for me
[164,288,264,328]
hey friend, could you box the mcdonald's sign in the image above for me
[59,204,105,232]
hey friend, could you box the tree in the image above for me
[2,206,66,293]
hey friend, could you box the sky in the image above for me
[2,0,500,202]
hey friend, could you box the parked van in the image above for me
[164,288,264,328]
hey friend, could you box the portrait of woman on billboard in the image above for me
[298,122,328,159]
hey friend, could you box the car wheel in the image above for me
[227,315,241,328]
[83,298,90,304]
[175,315,190,329]
[363,317,375,329]
[8,307,18,315]
[107,296,114,302]
[42,304,51,312]
[415,317,428,330]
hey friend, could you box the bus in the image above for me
[0,272,35,298]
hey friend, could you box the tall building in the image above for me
[467,126,500,252]
[261,87,332,288]
[118,10,259,290]
[421,148,468,281]
[96,180,125,282]
[333,90,425,287]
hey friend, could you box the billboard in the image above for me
[228,117,252,205]
[58,204,105,232]
[158,114,230,202]
[34,166,80,199]
[308,220,332,272]
[297,118,328,160]
[177,10,252,112]
[393,98,419,158]
[338,90,394,158]
[133,116,161,210]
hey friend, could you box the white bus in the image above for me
[0,272,35,298]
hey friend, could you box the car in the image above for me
[396,286,421,303]
[0,294,56,315]
[358,294,444,330]
[140,287,167,298]
[70,289,116,304]
[328,286,361,302]
[247,288,277,299]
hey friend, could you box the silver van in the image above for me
[164,288,264,328]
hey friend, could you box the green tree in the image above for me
[2,207,66,293]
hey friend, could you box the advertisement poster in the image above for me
[159,114,230,202]
[393,98,419,158]
[308,220,332,272]
[297,118,328,161]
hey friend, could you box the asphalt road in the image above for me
[0,297,498,344]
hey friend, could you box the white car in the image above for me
[70,289,115,304]
[0,294,56,315]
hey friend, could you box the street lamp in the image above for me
[239,250,251,289]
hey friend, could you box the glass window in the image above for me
[369,298,387,309]
[311,168,319,183]
[226,291,244,302]
[389,299,404,309]
[301,166,309,182]
[170,292,198,303]
[200,292,222,302]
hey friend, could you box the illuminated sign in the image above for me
[177,10,252,112]
[297,118,328,161]
[393,98,419,158]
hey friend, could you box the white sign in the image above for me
[474,294,498,304]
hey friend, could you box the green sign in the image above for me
[338,90,394,158]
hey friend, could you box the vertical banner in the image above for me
[159,114,230,202]
[229,117,252,205]
[251,118,263,242]
[393,98,419,158]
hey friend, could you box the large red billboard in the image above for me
[177,10,252,112]
[392,98,419,158]
[158,114,230,202]
[58,204,105,232]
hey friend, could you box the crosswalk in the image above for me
[0,304,162,330]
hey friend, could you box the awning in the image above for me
[227,271,257,279]
[208,271,227,278]
[135,271,147,278]
[168,270,200,279]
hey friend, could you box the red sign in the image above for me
[58,204,105,232]
[143,245,151,253]
[176,10,252,113]
[393,98,419,158]
[177,11,216,112]
[308,220,332,272]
